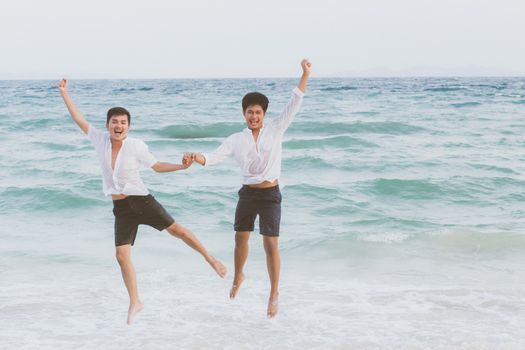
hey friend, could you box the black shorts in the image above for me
[112,194,175,246]
[234,185,282,236]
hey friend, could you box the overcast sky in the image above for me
[1,0,525,78]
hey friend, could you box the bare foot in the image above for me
[267,294,279,318]
[229,273,245,299]
[127,302,144,325]
[208,256,227,278]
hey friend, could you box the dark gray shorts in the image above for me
[234,185,282,236]
[112,195,174,246]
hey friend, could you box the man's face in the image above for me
[106,115,129,141]
[244,105,266,131]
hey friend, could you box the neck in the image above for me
[251,128,260,140]
[111,139,124,148]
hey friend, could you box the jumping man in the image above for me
[58,79,227,324]
[183,59,311,318]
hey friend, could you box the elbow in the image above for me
[152,163,162,172]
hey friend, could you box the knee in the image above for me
[115,249,129,265]
[235,233,250,246]
[264,245,279,256]
[168,224,186,239]
[263,238,279,255]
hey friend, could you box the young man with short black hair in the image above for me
[58,79,226,324]
[184,59,312,318]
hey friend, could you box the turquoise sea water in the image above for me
[1,78,525,349]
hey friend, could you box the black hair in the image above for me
[106,107,131,124]
[242,92,269,113]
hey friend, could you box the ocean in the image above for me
[1,77,525,349]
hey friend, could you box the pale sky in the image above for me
[1,0,525,78]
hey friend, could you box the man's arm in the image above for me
[271,59,312,131]
[58,79,89,134]
[152,161,190,173]
[297,59,312,93]
[182,135,234,168]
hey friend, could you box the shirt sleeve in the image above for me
[270,87,304,132]
[87,124,106,146]
[201,136,234,166]
[136,140,158,168]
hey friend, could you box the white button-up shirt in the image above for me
[87,125,158,196]
[202,87,304,185]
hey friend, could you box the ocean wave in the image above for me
[31,141,81,152]
[487,176,525,188]
[112,87,154,93]
[283,135,377,149]
[288,228,525,256]
[292,121,426,135]
[424,86,465,92]
[467,163,518,175]
[470,83,507,90]
[282,183,339,200]
[423,228,525,253]
[161,88,184,95]
[356,231,412,243]
[8,118,65,131]
[366,178,443,199]
[157,123,243,139]
[147,138,221,148]
[0,186,103,212]
[320,86,358,92]
[511,99,525,105]
[284,155,338,170]
[352,111,380,116]
[450,101,482,108]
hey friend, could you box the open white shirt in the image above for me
[87,125,158,196]
[202,87,304,185]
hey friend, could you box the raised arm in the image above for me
[297,59,312,93]
[58,79,89,134]
[271,59,312,131]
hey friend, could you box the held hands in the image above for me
[58,78,68,93]
[182,152,195,168]
[301,59,312,76]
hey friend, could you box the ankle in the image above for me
[130,299,142,306]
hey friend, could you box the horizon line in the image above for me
[1,75,525,81]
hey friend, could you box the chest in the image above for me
[105,141,137,172]
[111,147,120,170]
[242,130,277,156]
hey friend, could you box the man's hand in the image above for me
[182,153,195,167]
[58,78,68,94]
[301,59,312,76]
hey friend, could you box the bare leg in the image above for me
[230,231,250,299]
[115,244,144,325]
[263,235,280,318]
[166,222,226,278]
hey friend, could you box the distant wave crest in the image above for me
[157,123,242,139]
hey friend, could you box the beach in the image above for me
[1,77,525,349]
